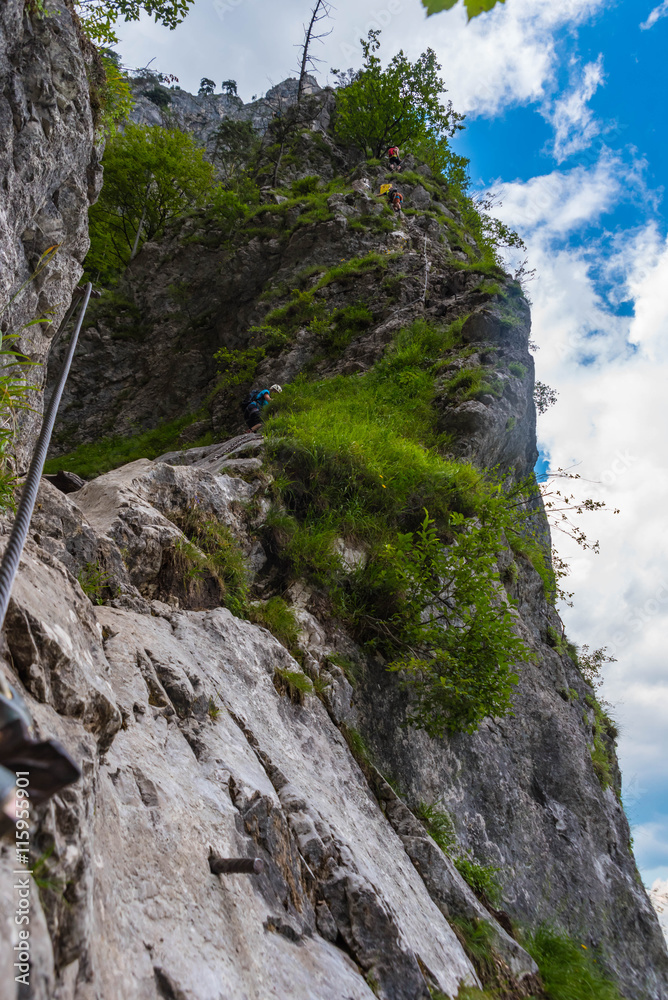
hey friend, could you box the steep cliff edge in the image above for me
[0,0,102,467]
[2,70,668,1000]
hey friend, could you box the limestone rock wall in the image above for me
[0,0,102,466]
[0,461,522,1000]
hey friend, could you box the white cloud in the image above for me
[494,156,668,830]
[544,55,605,162]
[641,1,668,30]
[112,0,609,116]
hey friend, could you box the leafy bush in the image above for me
[214,345,266,388]
[291,175,320,196]
[264,319,541,737]
[86,123,215,282]
[384,510,528,736]
[249,597,302,653]
[526,926,625,1000]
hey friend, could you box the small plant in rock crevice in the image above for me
[77,561,116,605]
[273,667,313,703]
[415,802,502,904]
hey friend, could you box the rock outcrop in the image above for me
[0,0,102,466]
[3,68,667,1000]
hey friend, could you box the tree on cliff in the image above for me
[333,31,465,159]
[86,124,214,282]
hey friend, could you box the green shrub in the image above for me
[263,319,544,738]
[525,926,625,1000]
[415,802,456,853]
[170,503,248,616]
[249,596,301,653]
[508,362,527,378]
[509,533,556,602]
[214,345,266,387]
[453,855,501,904]
[77,561,116,604]
[415,802,501,902]
[291,175,320,196]
[442,365,503,402]
[274,668,313,703]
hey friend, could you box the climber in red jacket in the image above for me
[387,146,402,172]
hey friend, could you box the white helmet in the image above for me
[270,384,282,393]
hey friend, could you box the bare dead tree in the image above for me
[297,0,335,102]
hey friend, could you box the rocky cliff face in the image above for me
[0,0,102,467]
[128,72,321,157]
[3,72,668,1000]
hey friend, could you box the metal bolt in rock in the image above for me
[209,855,265,875]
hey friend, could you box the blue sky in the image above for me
[114,0,668,893]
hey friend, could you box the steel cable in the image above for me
[0,283,92,628]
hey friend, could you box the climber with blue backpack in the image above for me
[240,384,282,432]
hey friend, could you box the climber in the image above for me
[387,146,402,172]
[387,186,404,214]
[0,672,80,837]
[241,384,282,433]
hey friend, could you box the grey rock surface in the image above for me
[0,0,101,465]
[0,464,480,1000]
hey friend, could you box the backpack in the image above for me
[240,391,257,415]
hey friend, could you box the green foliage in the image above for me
[584,694,619,793]
[534,380,558,414]
[207,696,221,720]
[291,175,321,196]
[77,561,115,604]
[249,597,302,653]
[341,724,373,768]
[383,509,528,736]
[525,926,625,1000]
[0,245,57,512]
[44,413,205,480]
[170,501,248,615]
[423,0,505,18]
[453,854,501,903]
[214,346,266,388]
[416,801,501,901]
[451,918,498,982]
[334,30,465,159]
[210,119,258,183]
[415,802,456,853]
[265,319,541,738]
[32,844,68,896]
[274,668,313,703]
[442,365,503,402]
[508,362,527,378]
[577,644,616,689]
[509,533,556,603]
[98,53,134,137]
[75,0,194,45]
[86,123,215,282]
